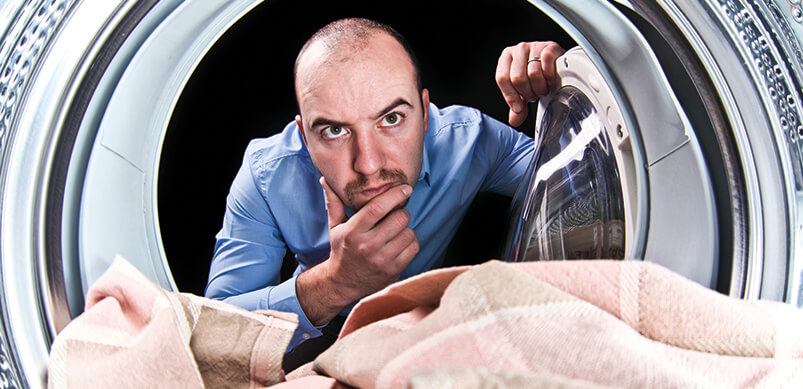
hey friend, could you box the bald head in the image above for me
[294,18,422,98]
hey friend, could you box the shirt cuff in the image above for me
[267,275,325,351]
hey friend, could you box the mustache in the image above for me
[345,169,408,205]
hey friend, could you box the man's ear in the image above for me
[421,88,430,133]
[296,114,308,146]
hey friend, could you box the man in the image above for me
[205,17,564,364]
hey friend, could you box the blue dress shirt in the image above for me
[206,103,534,350]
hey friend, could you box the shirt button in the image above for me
[301,333,311,340]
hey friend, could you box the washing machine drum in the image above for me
[2,0,803,387]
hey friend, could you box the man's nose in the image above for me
[352,130,386,176]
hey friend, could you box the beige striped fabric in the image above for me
[313,260,803,388]
[47,257,803,388]
[48,256,297,389]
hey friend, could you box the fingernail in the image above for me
[401,185,412,196]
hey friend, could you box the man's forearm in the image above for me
[295,261,354,326]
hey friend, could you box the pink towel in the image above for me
[48,257,803,388]
[48,256,298,388]
[313,260,803,388]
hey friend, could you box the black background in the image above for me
[158,0,574,296]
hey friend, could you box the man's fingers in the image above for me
[526,44,548,97]
[540,42,565,91]
[320,177,347,229]
[375,219,417,255]
[509,43,537,103]
[495,41,567,127]
[508,106,527,127]
[390,232,420,268]
[373,224,418,272]
[371,208,412,243]
[495,48,525,117]
[350,184,412,231]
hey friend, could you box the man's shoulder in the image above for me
[239,121,318,197]
[428,103,484,135]
[244,121,311,168]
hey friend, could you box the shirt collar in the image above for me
[418,137,431,187]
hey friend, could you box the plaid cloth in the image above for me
[47,257,803,388]
[48,256,298,389]
[314,260,803,388]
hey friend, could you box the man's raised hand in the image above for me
[296,178,419,326]
[495,41,565,127]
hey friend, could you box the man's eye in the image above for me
[322,126,347,139]
[380,112,403,127]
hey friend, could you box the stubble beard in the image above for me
[345,168,410,211]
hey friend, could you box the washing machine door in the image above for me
[505,0,803,311]
[505,43,718,288]
[505,47,634,264]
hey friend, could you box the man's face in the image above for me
[296,33,429,211]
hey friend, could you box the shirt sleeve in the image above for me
[476,112,535,196]
[205,154,323,350]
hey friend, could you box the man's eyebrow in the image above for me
[309,117,349,130]
[308,98,414,129]
[373,98,413,120]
